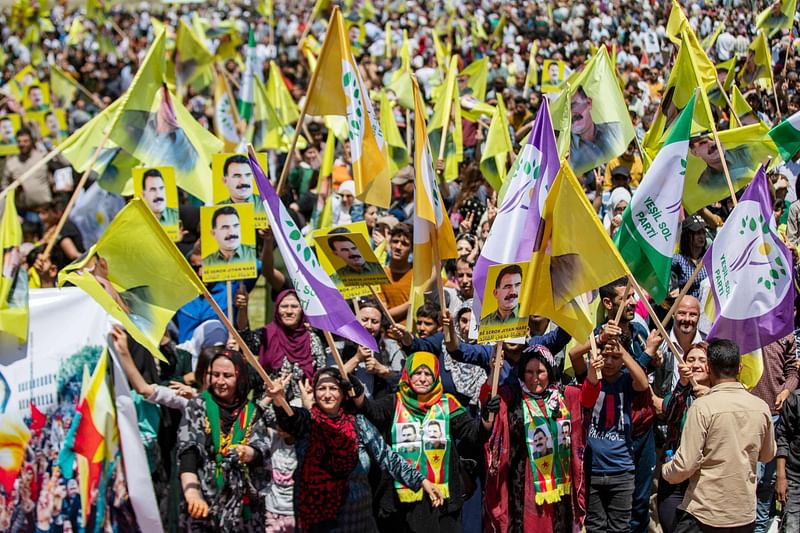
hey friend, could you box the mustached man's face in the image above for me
[212,214,241,252]
[332,240,365,268]
[142,176,166,214]
[223,162,254,202]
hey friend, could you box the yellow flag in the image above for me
[520,162,628,340]
[50,65,79,108]
[459,57,495,122]
[757,0,797,37]
[525,41,539,89]
[701,23,725,51]
[388,30,414,109]
[428,56,464,182]
[253,76,306,152]
[267,60,301,127]
[59,200,205,360]
[730,86,756,126]
[60,99,140,196]
[213,74,241,152]
[666,0,689,45]
[432,32,448,73]
[550,47,634,176]
[0,191,28,343]
[175,19,214,90]
[379,90,409,175]
[108,30,223,204]
[303,7,391,207]
[739,31,773,89]
[480,94,513,191]
[67,18,85,46]
[682,122,778,213]
[408,76,457,327]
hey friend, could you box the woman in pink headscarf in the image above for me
[236,289,326,405]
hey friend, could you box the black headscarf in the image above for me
[208,349,252,433]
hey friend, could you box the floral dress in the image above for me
[176,395,271,533]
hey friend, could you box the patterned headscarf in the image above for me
[398,352,465,418]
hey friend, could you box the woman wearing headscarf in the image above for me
[603,186,632,238]
[237,289,326,401]
[177,350,270,532]
[481,345,586,532]
[266,366,443,532]
[355,351,484,532]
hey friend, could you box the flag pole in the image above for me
[0,144,65,202]
[369,286,397,327]
[435,57,454,192]
[686,37,739,206]
[613,279,632,325]
[659,258,705,328]
[487,342,504,423]
[588,331,602,380]
[276,8,344,196]
[55,67,104,108]
[782,21,795,76]
[717,81,742,128]
[200,284,294,415]
[43,128,113,257]
[431,226,451,343]
[322,330,354,395]
[626,273,688,369]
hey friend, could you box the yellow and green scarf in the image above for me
[391,351,465,502]
[521,386,571,505]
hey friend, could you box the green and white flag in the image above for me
[237,28,257,121]
[615,93,696,303]
[769,110,800,163]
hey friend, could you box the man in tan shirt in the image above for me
[662,339,776,532]
[1,127,53,211]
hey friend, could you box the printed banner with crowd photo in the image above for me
[0,288,157,532]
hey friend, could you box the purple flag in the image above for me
[249,151,378,351]
[471,100,561,333]
[704,167,795,353]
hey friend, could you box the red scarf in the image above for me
[298,405,359,529]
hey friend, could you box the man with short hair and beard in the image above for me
[652,296,705,404]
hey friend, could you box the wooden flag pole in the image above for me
[487,342,504,423]
[43,128,113,257]
[716,81,742,128]
[276,7,347,195]
[431,227,451,343]
[660,259,705,329]
[588,331,602,380]
[613,279,632,325]
[782,21,795,76]
[368,286,397,327]
[200,284,294,415]
[627,273,688,369]
[0,145,65,202]
[226,281,233,323]
[772,82,783,121]
[323,330,355,396]
[405,109,412,155]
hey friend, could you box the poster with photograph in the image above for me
[0,114,21,156]
[22,82,51,112]
[478,261,529,343]
[314,231,389,287]
[309,221,383,299]
[133,166,180,240]
[212,152,269,228]
[541,60,566,93]
[200,203,258,282]
[27,109,68,145]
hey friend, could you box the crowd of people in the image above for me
[2,0,800,532]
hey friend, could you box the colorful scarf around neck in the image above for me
[519,383,571,505]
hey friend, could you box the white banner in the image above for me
[1,287,110,417]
